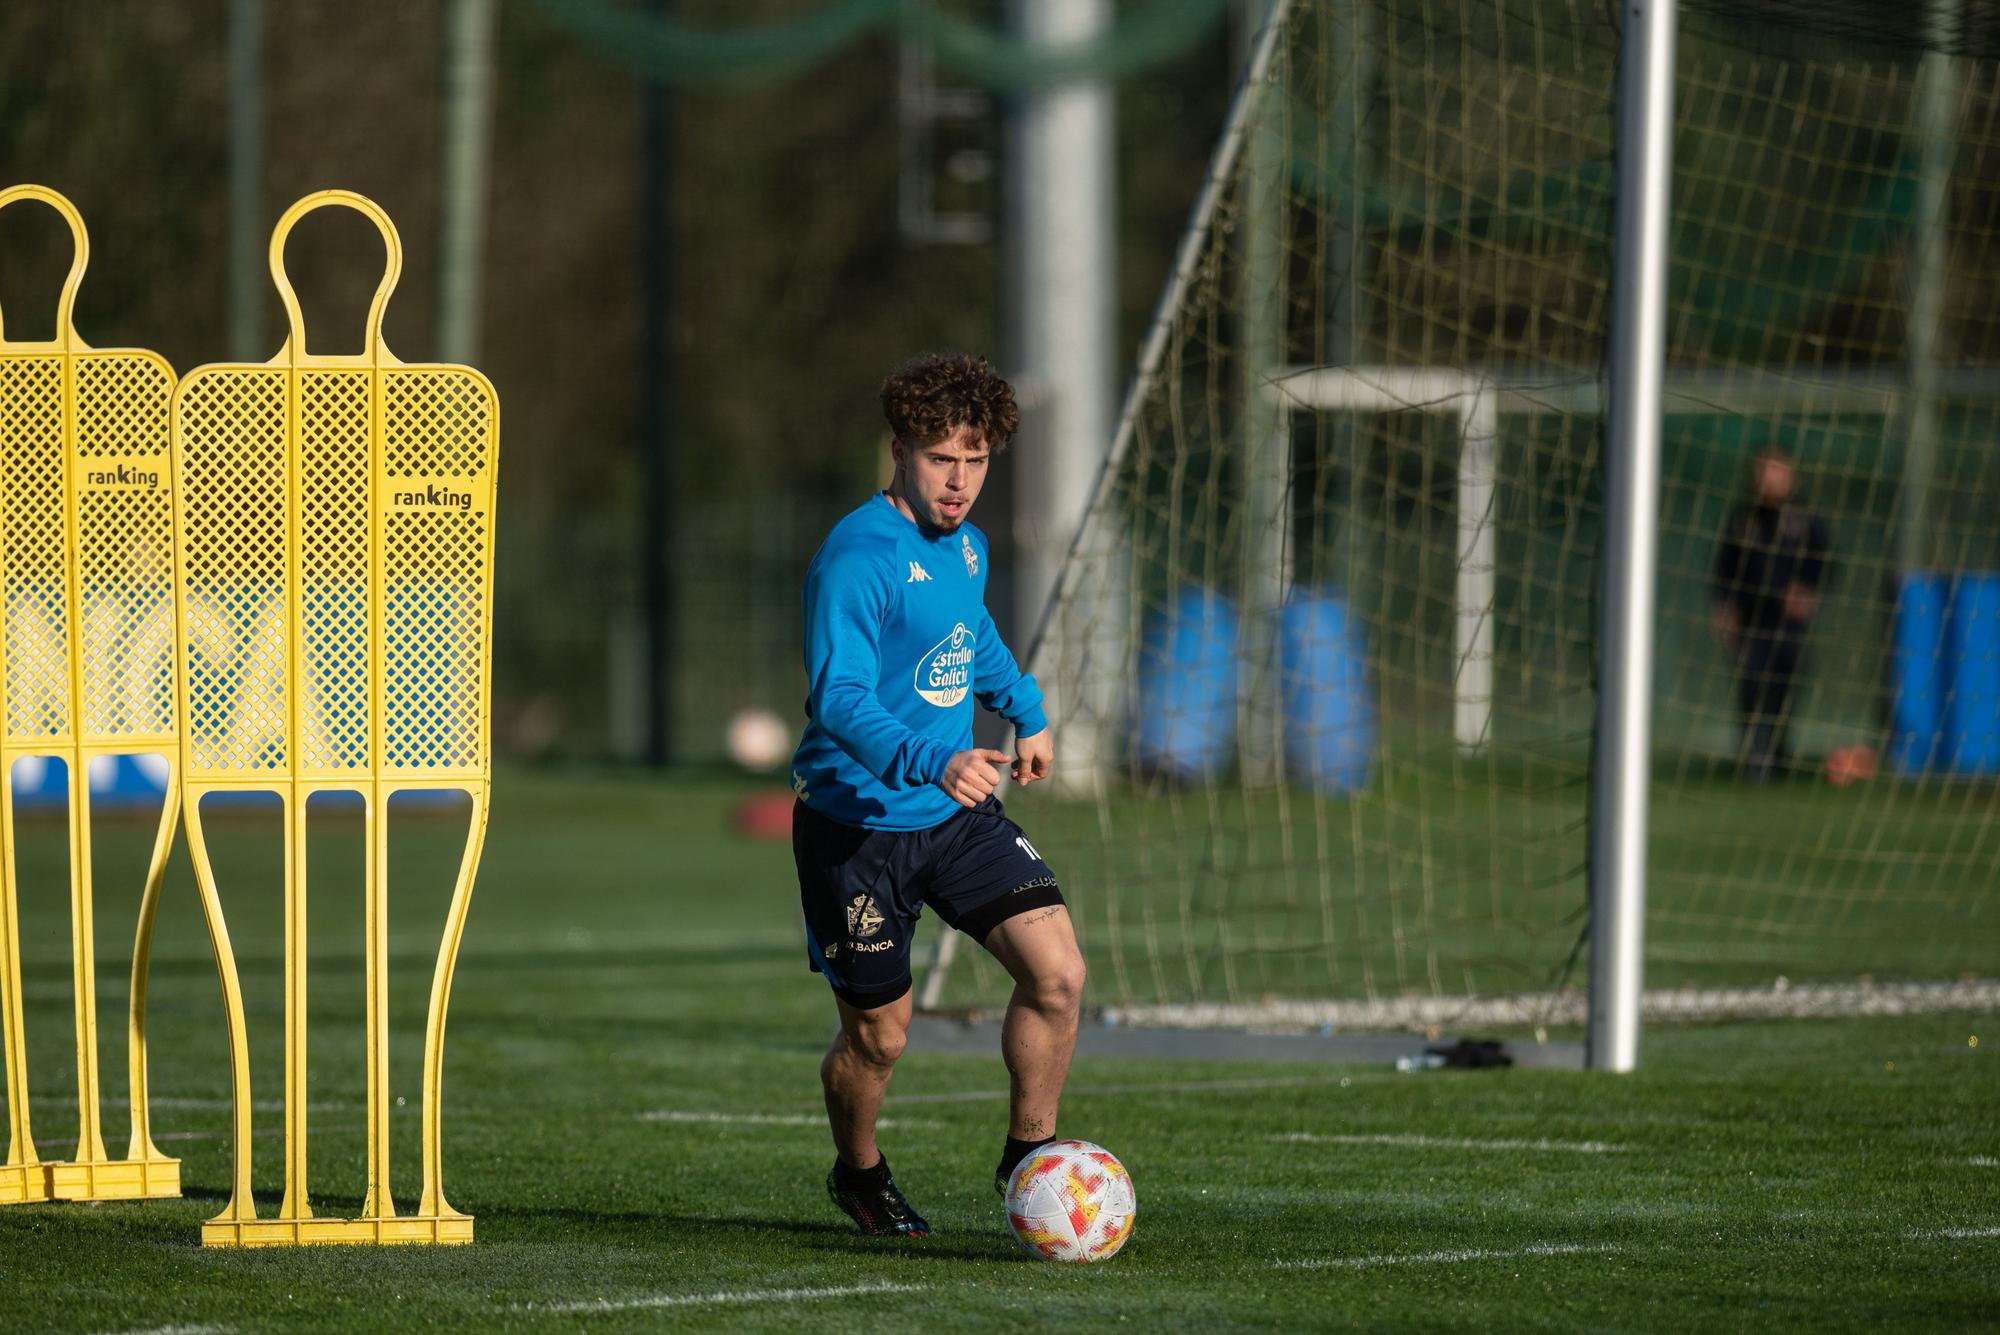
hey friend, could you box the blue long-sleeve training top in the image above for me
[791,493,1047,831]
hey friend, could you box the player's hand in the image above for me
[1711,601,1740,648]
[1783,582,1817,624]
[941,748,1010,808]
[1012,730,1053,787]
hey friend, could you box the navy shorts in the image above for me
[793,796,1064,1010]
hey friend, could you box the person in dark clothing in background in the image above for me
[1711,444,1831,780]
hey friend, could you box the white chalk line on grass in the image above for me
[153,1124,362,1144]
[92,1324,229,1335]
[150,1096,351,1114]
[28,1094,344,1113]
[532,1282,924,1315]
[1277,1132,1624,1154]
[891,1073,1385,1106]
[1275,1242,1617,1271]
[638,1110,940,1130]
[1967,1155,1997,1168]
[1907,1225,2000,1241]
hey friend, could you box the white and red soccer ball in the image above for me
[1004,1140,1136,1263]
[1824,744,1878,787]
[724,706,791,773]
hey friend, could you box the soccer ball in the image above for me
[1824,744,1878,787]
[723,707,791,773]
[1004,1140,1136,1263]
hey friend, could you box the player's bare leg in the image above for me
[822,991,911,1168]
[983,904,1085,1188]
[821,990,929,1235]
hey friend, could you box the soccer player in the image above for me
[1711,443,1831,781]
[790,354,1085,1237]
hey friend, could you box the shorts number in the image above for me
[1015,834,1043,863]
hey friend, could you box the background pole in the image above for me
[1901,0,1959,581]
[1237,0,1288,786]
[438,0,497,366]
[639,0,675,767]
[228,0,264,361]
[1006,0,1116,787]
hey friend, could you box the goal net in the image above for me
[926,0,2000,1027]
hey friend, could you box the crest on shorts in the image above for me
[962,533,979,577]
[847,894,885,938]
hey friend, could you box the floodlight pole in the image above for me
[1901,0,1959,581]
[1006,0,1116,791]
[1238,0,1289,787]
[1589,0,1675,1073]
[638,0,676,767]
[438,0,497,366]
[227,0,264,361]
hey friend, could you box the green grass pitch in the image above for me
[0,771,1993,1331]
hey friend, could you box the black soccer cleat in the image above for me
[827,1158,932,1237]
[996,1136,1057,1198]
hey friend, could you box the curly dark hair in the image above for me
[880,354,1020,452]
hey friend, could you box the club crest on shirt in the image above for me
[962,533,978,577]
[914,622,974,707]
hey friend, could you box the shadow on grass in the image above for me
[479,1201,1023,1262]
[150,1181,1021,1263]
[68,1188,1022,1264]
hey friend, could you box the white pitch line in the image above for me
[1968,1156,1997,1168]
[150,1097,351,1113]
[638,1110,940,1130]
[1276,1132,1623,1154]
[1907,1225,2000,1241]
[152,1128,286,1143]
[92,1325,229,1335]
[533,1282,923,1315]
[1275,1242,1616,1271]
[891,1073,1379,1105]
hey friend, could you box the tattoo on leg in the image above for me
[1017,906,1064,927]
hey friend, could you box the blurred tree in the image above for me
[0,0,1235,760]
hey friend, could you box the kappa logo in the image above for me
[913,622,974,707]
[962,533,978,577]
[907,561,933,583]
[846,894,885,938]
